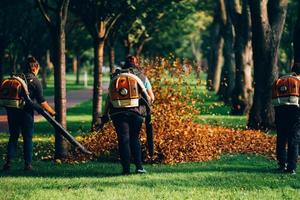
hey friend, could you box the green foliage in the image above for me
[143,0,214,59]
[279,0,298,74]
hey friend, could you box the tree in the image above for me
[71,0,129,127]
[247,0,288,130]
[230,0,253,115]
[217,0,235,104]
[207,1,225,91]
[36,0,70,158]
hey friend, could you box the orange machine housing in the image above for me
[272,75,300,98]
[110,75,139,101]
[0,79,23,100]
[0,78,25,108]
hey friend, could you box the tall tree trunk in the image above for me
[218,0,235,104]
[52,25,69,159]
[72,56,77,76]
[76,55,80,85]
[37,0,70,158]
[108,43,115,74]
[92,39,104,125]
[248,0,288,130]
[46,49,53,70]
[231,0,253,115]
[207,1,224,91]
[40,53,48,88]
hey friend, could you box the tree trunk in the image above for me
[218,0,235,104]
[46,49,53,70]
[108,44,115,74]
[37,0,70,159]
[76,55,80,85]
[40,53,48,88]
[248,0,288,130]
[210,37,224,92]
[72,56,77,76]
[136,37,150,57]
[92,39,104,126]
[231,0,253,115]
[52,24,69,159]
[207,1,224,91]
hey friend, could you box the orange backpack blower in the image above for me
[0,75,29,109]
[109,70,150,108]
[272,73,300,107]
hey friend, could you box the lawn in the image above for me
[0,73,299,200]
[0,155,299,200]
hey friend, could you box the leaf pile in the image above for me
[69,58,276,164]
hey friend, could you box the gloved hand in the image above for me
[99,114,109,124]
[41,101,56,116]
[94,114,109,130]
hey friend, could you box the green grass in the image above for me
[34,100,93,136]
[0,154,299,200]
[0,72,299,200]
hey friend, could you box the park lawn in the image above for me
[1,72,299,200]
[0,154,299,200]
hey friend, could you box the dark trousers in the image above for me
[275,106,300,170]
[6,108,34,165]
[112,112,144,173]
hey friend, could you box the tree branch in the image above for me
[104,14,122,40]
[36,0,53,27]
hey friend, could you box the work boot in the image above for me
[24,164,33,171]
[275,164,287,173]
[2,161,11,171]
[285,168,296,175]
[136,168,147,174]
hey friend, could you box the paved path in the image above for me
[0,85,108,133]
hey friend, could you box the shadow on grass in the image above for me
[0,154,284,177]
[0,160,121,178]
[0,154,299,190]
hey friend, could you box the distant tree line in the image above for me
[0,0,212,158]
[206,0,300,130]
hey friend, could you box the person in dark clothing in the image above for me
[2,56,55,171]
[101,55,154,175]
[274,63,300,175]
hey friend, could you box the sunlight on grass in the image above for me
[0,155,299,200]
